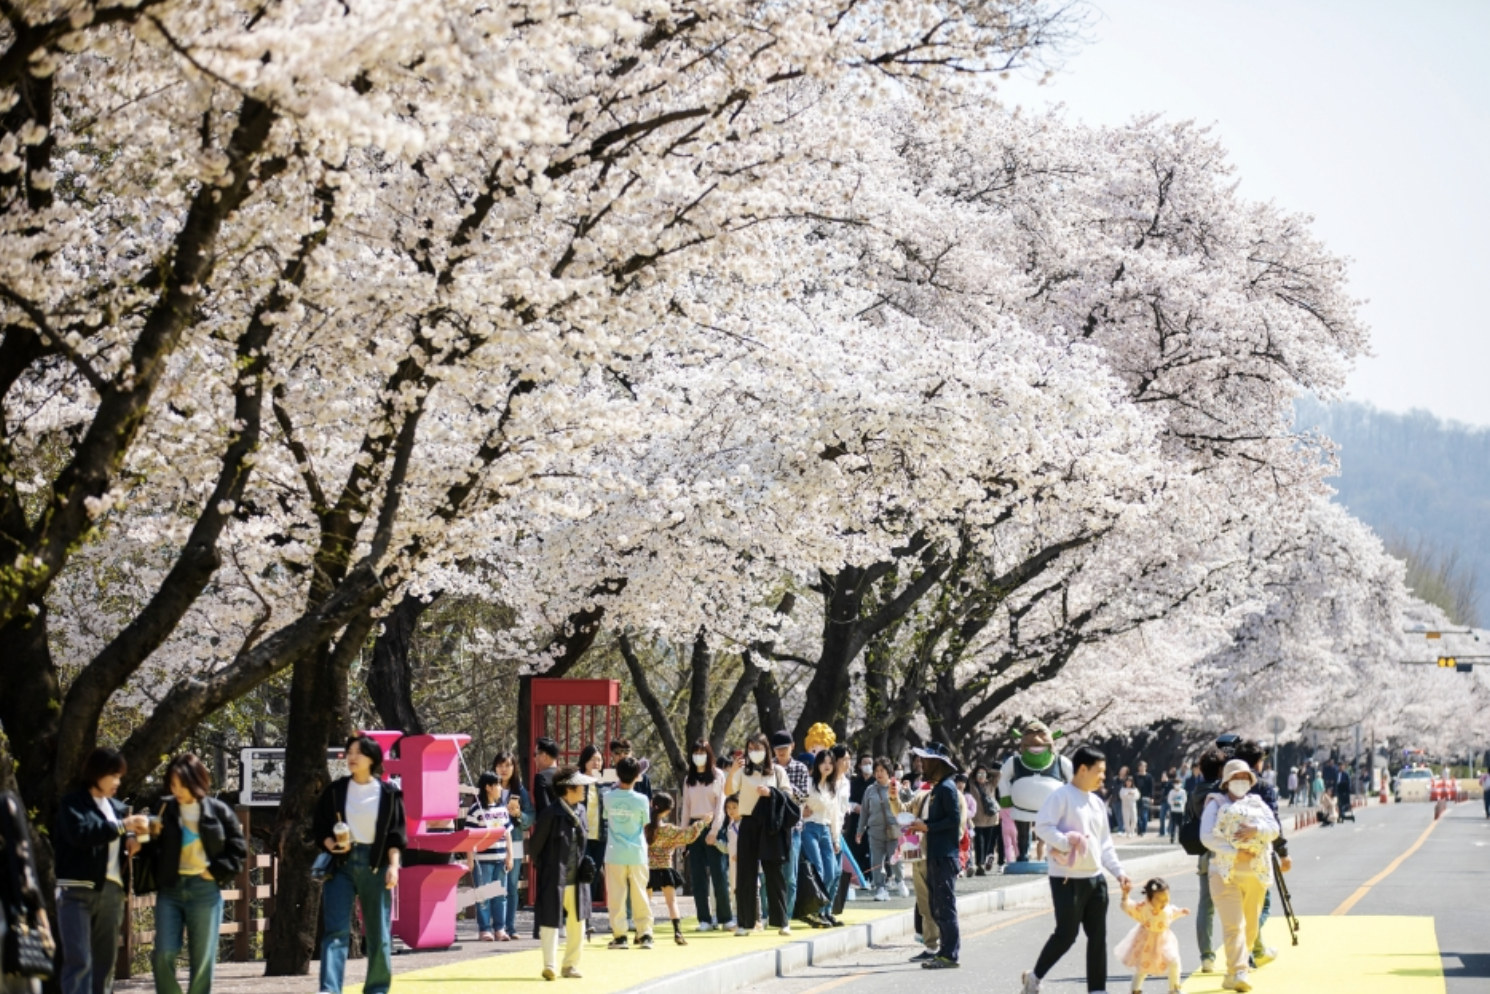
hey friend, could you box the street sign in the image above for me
[1267,716,1286,736]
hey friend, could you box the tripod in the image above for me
[1271,850,1300,946]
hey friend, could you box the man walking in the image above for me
[907,743,964,970]
[1021,745,1130,994]
[533,736,561,813]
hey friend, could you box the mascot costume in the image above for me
[997,719,1072,866]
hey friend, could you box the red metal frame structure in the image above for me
[529,678,623,768]
[527,678,622,907]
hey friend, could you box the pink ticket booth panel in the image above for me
[364,730,501,949]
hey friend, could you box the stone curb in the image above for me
[614,847,1197,994]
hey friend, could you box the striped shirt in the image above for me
[465,799,511,861]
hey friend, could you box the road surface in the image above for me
[736,800,1488,994]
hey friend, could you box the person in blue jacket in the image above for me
[906,743,964,970]
[54,747,150,994]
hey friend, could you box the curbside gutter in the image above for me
[614,847,1198,994]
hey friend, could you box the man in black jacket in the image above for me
[908,743,963,971]
[533,737,561,814]
[1185,745,1228,973]
[1133,762,1155,836]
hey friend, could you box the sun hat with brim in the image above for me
[911,742,960,775]
[1220,759,1257,785]
[556,771,598,787]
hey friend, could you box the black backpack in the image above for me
[1178,780,1218,857]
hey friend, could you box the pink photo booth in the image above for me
[363,730,501,949]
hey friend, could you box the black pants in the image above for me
[926,856,960,962]
[974,825,998,866]
[1033,876,1108,992]
[736,812,788,928]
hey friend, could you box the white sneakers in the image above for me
[1254,946,1277,967]
[1020,970,1041,994]
[847,886,858,902]
[734,927,750,937]
[897,882,911,898]
[1222,974,1253,992]
[1200,956,1216,973]
[778,926,792,936]
[697,922,713,932]
[874,887,890,901]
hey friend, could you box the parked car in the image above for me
[1393,766,1434,802]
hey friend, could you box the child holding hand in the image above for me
[1115,877,1189,993]
[645,792,708,945]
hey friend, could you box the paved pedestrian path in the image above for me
[1181,916,1442,993]
[346,907,905,994]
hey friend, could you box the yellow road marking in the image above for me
[1330,810,1449,916]
[794,971,872,994]
[968,909,1050,937]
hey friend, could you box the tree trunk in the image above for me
[618,633,685,778]
[0,607,61,814]
[683,630,710,750]
[708,656,761,754]
[365,592,435,734]
[752,665,785,739]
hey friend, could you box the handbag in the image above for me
[4,919,56,980]
[576,855,596,885]
[311,851,335,884]
[131,847,159,896]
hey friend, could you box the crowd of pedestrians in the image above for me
[7,726,1440,994]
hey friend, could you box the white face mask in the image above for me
[693,753,708,768]
[748,750,767,765]
[861,763,874,775]
[1227,780,1250,798]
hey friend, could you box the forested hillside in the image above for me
[1298,397,1490,622]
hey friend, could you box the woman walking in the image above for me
[55,747,149,994]
[724,733,793,935]
[142,754,246,994]
[2,790,52,994]
[970,767,1000,874]
[575,745,607,905]
[800,750,843,926]
[530,767,595,980]
[492,752,535,938]
[1201,759,1279,992]
[313,735,407,994]
[680,739,731,931]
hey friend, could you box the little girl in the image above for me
[645,792,708,945]
[1115,877,1190,993]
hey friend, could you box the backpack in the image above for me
[1178,780,1218,857]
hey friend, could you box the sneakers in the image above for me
[897,882,911,898]
[607,936,629,950]
[479,930,495,941]
[638,934,655,950]
[847,886,858,902]
[493,930,511,942]
[1254,946,1277,967]
[542,968,557,981]
[910,949,938,962]
[778,926,792,937]
[1223,975,1252,992]
[674,932,688,946]
[698,922,714,933]
[562,967,583,979]
[1021,970,1042,994]
[1200,956,1216,973]
[734,927,750,937]
[874,887,890,902]
[922,957,959,970]
[723,919,738,930]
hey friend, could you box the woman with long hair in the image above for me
[680,738,731,931]
[724,732,792,935]
[312,735,407,994]
[800,749,843,926]
[970,766,1000,874]
[143,753,247,994]
[575,745,607,902]
[491,752,535,938]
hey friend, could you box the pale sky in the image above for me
[999,0,1490,427]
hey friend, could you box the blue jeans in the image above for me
[686,831,731,924]
[800,823,838,910]
[319,845,392,994]
[152,876,223,994]
[783,829,803,918]
[499,860,523,934]
[473,860,510,935]
[58,882,124,994]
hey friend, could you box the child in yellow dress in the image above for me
[1115,877,1190,993]
[645,792,709,945]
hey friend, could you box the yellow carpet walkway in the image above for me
[349,908,903,994]
[1182,916,1444,994]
